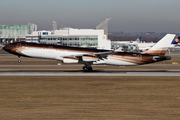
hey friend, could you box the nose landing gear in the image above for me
[18,56,21,63]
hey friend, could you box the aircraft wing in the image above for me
[67,50,114,59]
[60,50,114,63]
[94,51,114,59]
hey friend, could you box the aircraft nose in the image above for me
[3,45,9,52]
[3,46,7,51]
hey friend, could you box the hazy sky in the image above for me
[0,0,180,33]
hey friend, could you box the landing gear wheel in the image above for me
[18,59,21,63]
[83,66,88,72]
[83,66,93,72]
[88,67,93,72]
[18,56,21,63]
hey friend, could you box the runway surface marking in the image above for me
[0,70,180,76]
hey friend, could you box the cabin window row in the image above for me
[43,37,98,41]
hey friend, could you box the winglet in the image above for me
[142,34,176,56]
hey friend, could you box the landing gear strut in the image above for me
[83,63,93,72]
[18,56,21,63]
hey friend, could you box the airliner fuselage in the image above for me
[3,34,175,71]
[3,42,170,71]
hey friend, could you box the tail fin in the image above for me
[171,36,180,45]
[142,34,176,56]
[136,36,142,43]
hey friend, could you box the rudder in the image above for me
[142,34,176,56]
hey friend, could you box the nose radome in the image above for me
[3,45,8,52]
[3,46,6,50]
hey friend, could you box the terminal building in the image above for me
[26,28,111,49]
[26,18,111,50]
[0,23,37,44]
[0,18,111,50]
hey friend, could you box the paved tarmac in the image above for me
[0,64,180,67]
[0,70,180,76]
[1,53,180,76]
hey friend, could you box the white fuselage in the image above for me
[20,47,138,66]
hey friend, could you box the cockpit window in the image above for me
[8,44,12,47]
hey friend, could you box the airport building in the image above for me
[0,23,37,44]
[26,28,111,49]
[0,18,111,49]
[26,18,111,50]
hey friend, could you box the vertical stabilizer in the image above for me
[136,36,142,43]
[171,36,180,45]
[142,34,176,56]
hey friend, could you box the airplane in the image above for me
[137,36,179,52]
[125,36,179,52]
[3,34,176,72]
[129,36,142,43]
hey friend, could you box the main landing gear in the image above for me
[82,63,93,72]
[18,56,21,63]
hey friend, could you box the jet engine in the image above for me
[82,55,98,62]
[63,57,78,63]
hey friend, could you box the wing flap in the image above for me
[62,50,113,63]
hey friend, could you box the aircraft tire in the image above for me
[88,67,93,72]
[83,66,93,72]
[83,66,88,72]
[18,59,21,63]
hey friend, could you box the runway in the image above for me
[1,54,180,76]
[0,70,180,76]
[1,55,180,119]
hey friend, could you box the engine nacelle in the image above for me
[82,55,99,62]
[63,57,78,63]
